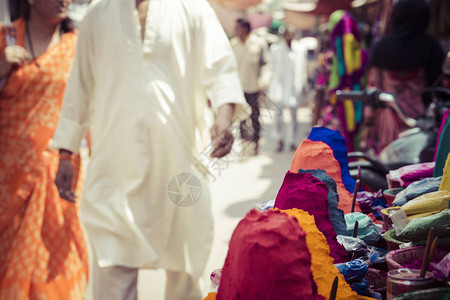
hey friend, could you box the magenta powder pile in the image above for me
[274,171,348,263]
[217,209,324,300]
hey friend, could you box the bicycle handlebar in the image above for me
[335,89,417,128]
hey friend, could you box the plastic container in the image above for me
[387,269,434,299]
[385,246,449,271]
[391,287,450,299]
[383,188,405,207]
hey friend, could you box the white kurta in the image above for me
[51,0,246,279]
[268,40,308,108]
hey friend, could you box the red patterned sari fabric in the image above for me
[0,19,88,300]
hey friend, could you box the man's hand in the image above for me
[211,104,235,158]
[0,46,31,77]
[55,154,76,202]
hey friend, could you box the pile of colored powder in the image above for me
[274,171,348,263]
[217,209,324,300]
[439,153,450,192]
[307,127,356,193]
[298,168,347,236]
[203,292,216,300]
[279,209,360,300]
[290,139,359,213]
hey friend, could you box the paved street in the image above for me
[137,105,313,299]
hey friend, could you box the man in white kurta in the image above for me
[268,27,308,152]
[51,0,246,299]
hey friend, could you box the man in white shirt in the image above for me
[52,0,247,299]
[268,27,308,152]
[231,18,271,155]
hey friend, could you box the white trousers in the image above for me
[91,250,202,300]
[275,107,299,144]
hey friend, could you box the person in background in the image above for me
[52,0,247,299]
[328,10,368,153]
[231,18,271,155]
[367,0,445,153]
[268,26,308,152]
[0,0,88,299]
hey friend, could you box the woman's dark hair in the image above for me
[9,0,74,33]
[236,18,251,33]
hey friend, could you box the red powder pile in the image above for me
[274,171,348,263]
[290,140,360,214]
[217,210,324,300]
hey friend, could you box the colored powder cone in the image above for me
[308,127,356,193]
[280,209,360,300]
[298,169,347,236]
[274,172,348,263]
[439,153,450,192]
[290,139,360,214]
[217,210,324,300]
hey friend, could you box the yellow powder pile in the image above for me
[439,153,450,192]
[279,208,359,300]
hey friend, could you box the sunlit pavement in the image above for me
[83,104,313,299]
[136,104,313,299]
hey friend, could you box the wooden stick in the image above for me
[351,179,360,213]
[353,221,359,238]
[422,237,439,277]
[329,276,339,300]
[420,227,435,278]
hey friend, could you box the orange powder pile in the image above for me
[290,140,360,214]
[279,208,359,300]
[203,292,216,300]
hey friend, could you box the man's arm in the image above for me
[53,16,95,201]
[210,103,235,158]
[196,1,248,158]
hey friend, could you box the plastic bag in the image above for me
[335,259,368,282]
[398,209,450,241]
[208,269,222,293]
[393,177,442,206]
[400,190,450,216]
[350,278,370,296]
[345,213,381,245]
[367,246,388,264]
[255,200,275,211]
[432,252,450,277]
[398,162,435,186]
[337,235,368,258]
[357,192,375,214]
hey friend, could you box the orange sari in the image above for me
[0,19,88,299]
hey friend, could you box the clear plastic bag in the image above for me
[337,235,368,258]
[398,162,435,186]
[393,177,442,206]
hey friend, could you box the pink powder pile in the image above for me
[274,171,348,263]
[217,209,324,300]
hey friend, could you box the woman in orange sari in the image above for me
[0,0,88,299]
